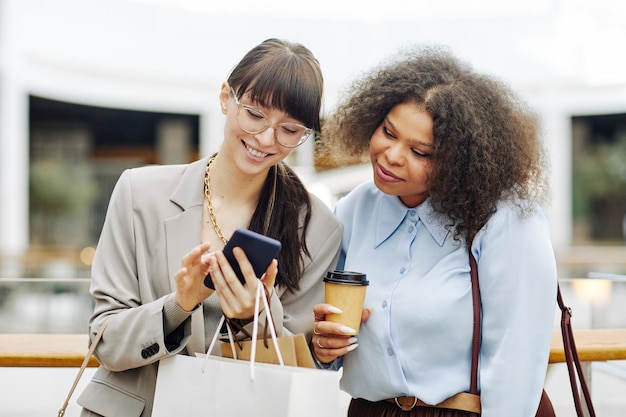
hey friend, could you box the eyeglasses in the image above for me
[230,88,313,148]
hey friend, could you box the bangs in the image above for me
[231,54,322,132]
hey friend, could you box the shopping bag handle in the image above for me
[223,285,275,350]
[202,282,284,379]
[249,281,284,377]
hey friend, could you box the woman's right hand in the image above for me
[174,241,215,312]
[208,247,278,320]
[311,303,371,364]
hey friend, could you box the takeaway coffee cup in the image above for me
[324,270,369,334]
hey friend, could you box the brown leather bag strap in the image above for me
[469,251,480,395]
[557,286,596,417]
[468,251,596,417]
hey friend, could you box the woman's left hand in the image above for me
[209,246,278,319]
[311,304,370,364]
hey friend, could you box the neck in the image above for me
[203,153,274,243]
[209,153,269,205]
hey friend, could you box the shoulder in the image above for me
[116,158,207,203]
[306,192,343,246]
[486,200,550,231]
[335,181,378,218]
[308,192,341,225]
[122,162,191,188]
[475,200,553,256]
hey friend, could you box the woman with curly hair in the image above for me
[311,45,557,417]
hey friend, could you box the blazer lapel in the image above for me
[164,156,211,354]
[164,156,210,288]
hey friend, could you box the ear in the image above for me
[219,82,230,114]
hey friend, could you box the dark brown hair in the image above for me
[321,45,549,244]
[229,38,323,292]
[228,38,324,132]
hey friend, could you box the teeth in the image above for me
[245,143,268,158]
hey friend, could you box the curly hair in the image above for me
[320,45,550,243]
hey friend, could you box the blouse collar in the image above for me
[374,191,450,247]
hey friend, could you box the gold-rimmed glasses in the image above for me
[230,88,313,148]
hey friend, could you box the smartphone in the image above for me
[203,228,282,289]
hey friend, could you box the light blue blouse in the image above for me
[334,181,557,417]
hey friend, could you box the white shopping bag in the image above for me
[152,354,341,417]
[152,283,342,417]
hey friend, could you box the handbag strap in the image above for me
[557,286,596,416]
[469,251,481,395]
[468,250,596,417]
[58,318,110,417]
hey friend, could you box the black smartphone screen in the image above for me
[203,229,282,289]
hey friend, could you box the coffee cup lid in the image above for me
[324,270,369,286]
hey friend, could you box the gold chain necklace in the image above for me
[204,155,228,245]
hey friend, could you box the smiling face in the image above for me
[219,83,299,176]
[369,101,435,207]
[217,39,323,178]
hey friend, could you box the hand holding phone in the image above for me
[203,229,282,289]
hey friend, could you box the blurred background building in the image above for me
[1,0,626,282]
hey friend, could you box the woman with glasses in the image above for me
[78,38,342,417]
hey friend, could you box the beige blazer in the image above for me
[77,156,343,417]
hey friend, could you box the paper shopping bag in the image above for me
[154,282,337,416]
[220,333,316,368]
[152,353,342,417]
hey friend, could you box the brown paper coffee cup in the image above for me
[324,270,369,334]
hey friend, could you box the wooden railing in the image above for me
[1,329,626,368]
[549,329,626,363]
[0,334,98,367]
